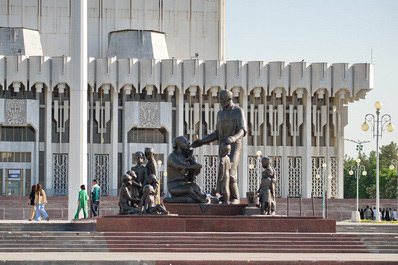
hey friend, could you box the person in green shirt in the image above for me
[90,179,101,217]
[74,184,89,219]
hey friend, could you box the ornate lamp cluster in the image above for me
[361,101,394,221]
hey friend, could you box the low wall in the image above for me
[0,196,397,221]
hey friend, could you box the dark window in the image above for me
[127,127,168,143]
[25,169,31,197]
[39,151,45,186]
[0,126,36,142]
[118,109,123,143]
[0,169,3,195]
[39,108,45,142]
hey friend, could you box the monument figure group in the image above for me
[119,90,276,215]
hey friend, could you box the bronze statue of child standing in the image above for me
[258,156,276,215]
[144,147,158,190]
[217,143,231,204]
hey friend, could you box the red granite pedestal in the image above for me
[97,215,336,233]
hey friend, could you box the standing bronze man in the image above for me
[192,90,247,204]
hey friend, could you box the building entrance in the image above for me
[5,169,23,196]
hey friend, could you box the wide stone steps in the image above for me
[0,231,370,253]
[0,221,96,232]
[337,224,398,233]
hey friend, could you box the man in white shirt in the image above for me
[393,209,397,221]
[372,207,377,220]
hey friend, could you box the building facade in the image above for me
[0,0,373,200]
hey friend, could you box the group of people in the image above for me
[361,206,397,221]
[27,184,50,221]
[118,148,168,215]
[74,179,101,219]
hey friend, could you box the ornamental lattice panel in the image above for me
[288,157,302,197]
[312,157,325,197]
[53,154,68,196]
[204,155,218,194]
[271,156,282,197]
[247,156,260,192]
[95,154,109,196]
[330,157,339,198]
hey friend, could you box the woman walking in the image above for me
[35,184,49,221]
[74,185,89,219]
[27,185,37,221]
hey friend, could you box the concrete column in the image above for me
[45,88,53,195]
[68,0,88,220]
[110,87,118,196]
[240,90,248,198]
[122,90,128,174]
[176,88,184,137]
[302,91,312,198]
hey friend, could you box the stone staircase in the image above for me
[337,223,398,253]
[0,231,370,253]
[0,220,96,232]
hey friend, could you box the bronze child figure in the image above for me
[139,174,169,215]
[131,151,147,187]
[258,157,276,215]
[217,143,231,204]
[145,147,158,184]
[119,174,140,215]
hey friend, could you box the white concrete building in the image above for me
[0,0,373,201]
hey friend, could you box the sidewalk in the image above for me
[1,252,398,262]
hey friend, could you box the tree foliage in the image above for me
[344,142,398,199]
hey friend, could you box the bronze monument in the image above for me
[163,136,208,203]
[119,174,140,214]
[131,151,147,187]
[258,156,276,215]
[192,90,247,204]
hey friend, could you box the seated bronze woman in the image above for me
[163,136,208,203]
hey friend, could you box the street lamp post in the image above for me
[389,159,398,211]
[315,162,328,218]
[349,158,367,222]
[361,101,394,221]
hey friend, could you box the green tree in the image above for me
[344,141,398,199]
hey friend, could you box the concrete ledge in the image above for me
[97,215,336,233]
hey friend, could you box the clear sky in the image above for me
[226,0,398,159]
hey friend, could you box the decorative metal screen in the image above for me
[272,156,282,197]
[204,155,218,194]
[53,153,68,196]
[247,156,260,192]
[288,157,302,197]
[330,157,339,198]
[94,154,109,196]
[312,157,325,197]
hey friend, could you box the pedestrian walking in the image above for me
[360,209,364,220]
[386,208,391,221]
[74,184,89,219]
[392,209,397,221]
[90,179,101,217]
[34,184,49,221]
[27,185,37,221]
[365,206,372,220]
